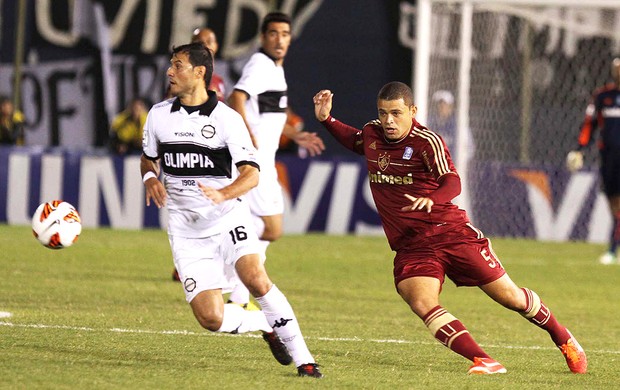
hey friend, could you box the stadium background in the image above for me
[0,0,614,242]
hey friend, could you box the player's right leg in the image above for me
[396,275,505,374]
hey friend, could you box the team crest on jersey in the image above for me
[403,146,413,160]
[201,125,216,139]
[378,152,390,171]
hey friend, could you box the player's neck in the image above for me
[178,87,209,106]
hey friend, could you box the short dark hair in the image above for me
[377,82,414,106]
[172,42,213,87]
[261,12,291,34]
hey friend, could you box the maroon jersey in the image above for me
[322,116,470,251]
[209,73,226,102]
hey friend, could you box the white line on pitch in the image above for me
[1,320,618,355]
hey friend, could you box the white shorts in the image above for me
[169,211,260,303]
[246,170,284,217]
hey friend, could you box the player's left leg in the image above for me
[480,274,587,374]
[236,254,322,377]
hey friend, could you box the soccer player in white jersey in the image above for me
[227,11,325,307]
[140,42,322,378]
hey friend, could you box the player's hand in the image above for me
[198,182,225,204]
[292,131,325,156]
[566,150,584,172]
[144,178,167,208]
[313,90,333,122]
[401,194,434,213]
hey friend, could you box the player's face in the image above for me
[167,52,199,97]
[261,22,291,64]
[194,29,219,56]
[377,98,416,141]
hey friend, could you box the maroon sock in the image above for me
[423,305,490,361]
[521,288,570,346]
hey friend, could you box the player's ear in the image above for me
[411,105,417,117]
[194,65,205,78]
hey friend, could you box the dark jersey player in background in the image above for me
[313,82,587,375]
[567,58,620,265]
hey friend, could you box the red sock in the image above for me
[521,288,570,346]
[423,305,490,361]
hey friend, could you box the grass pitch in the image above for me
[1,224,619,389]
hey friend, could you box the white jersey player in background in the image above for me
[227,11,325,307]
[140,42,322,378]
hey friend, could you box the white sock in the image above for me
[228,284,251,305]
[216,303,271,333]
[255,285,315,366]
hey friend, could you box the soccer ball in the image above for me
[31,200,82,249]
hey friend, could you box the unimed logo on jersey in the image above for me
[368,171,413,185]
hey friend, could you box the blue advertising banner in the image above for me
[0,146,610,243]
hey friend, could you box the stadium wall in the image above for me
[0,146,609,243]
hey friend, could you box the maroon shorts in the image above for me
[393,223,506,288]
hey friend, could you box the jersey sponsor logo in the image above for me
[174,132,194,137]
[368,171,413,185]
[164,152,215,169]
[369,141,377,150]
[159,143,233,177]
[201,125,215,139]
[378,152,390,171]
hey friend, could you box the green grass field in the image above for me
[1,224,618,389]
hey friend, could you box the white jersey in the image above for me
[142,92,259,238]
[233,50,287,171]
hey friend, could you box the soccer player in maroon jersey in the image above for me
[567,58,620,265]
[313,82,587,375]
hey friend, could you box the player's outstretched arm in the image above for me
[313,90,333,122]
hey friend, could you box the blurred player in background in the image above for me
[567,58,620,265]
[314,82,587,375]
[191,27,226,101]
[142,42,322,378]
[226,12,325,307]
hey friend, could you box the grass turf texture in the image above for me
[1,224,618,389]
